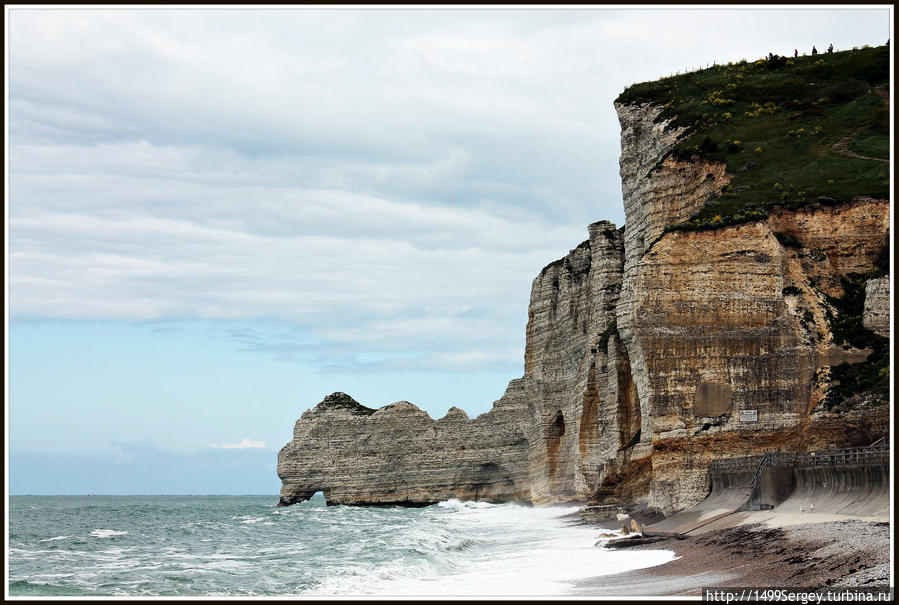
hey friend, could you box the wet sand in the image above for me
[572,518,890,596]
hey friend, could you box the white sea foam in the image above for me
[309,500,676,596]
[437,498,496,510]
[11,495,676,597]
[99,547,127,556]
[198,559,252,571]
[89,529,129,538]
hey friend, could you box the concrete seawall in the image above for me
[771,462,889,516]
[644,443,889,535]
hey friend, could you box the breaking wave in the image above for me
[9,494,674,596]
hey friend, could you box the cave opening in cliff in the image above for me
[547,410,566,480]
[549,410,566,440]
[616,339,642,450]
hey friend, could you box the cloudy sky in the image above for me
[6,6,891,494]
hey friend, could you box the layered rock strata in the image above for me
[611,97,889,512]
[278,391,531,506]
[864,277,890,337]
[623,203,888,513]
[279,99,890,513]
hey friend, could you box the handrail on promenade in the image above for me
[709,442,889,473]
[708,442,888,513]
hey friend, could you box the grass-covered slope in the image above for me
[617,45,890,229]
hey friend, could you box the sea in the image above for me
[7,494,675,597]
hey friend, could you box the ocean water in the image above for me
[8,494,675,597]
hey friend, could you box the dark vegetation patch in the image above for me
[873,242,889,275]
[774,232,803,248]
[319,392,377,416]
[621,429,642,451]
[539,241,592,279]
[821,274,890,409]
[539,257,565,277]
[848,129,890,159]
[596,320,618,352]
[618,46,889,230]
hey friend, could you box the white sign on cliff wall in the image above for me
[739,410,758,422]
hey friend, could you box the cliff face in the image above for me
[863,277,890,337]
[278,90,889,513]
[517,221,626,503]
[277,392,531,506]
[611,100,889,513]
[279,223,630,506]
[622,204,888,513]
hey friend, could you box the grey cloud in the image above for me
[8,8,888,371]
[213,308,527,373]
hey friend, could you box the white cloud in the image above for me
[7,7,890,371]
[209,438,266,450]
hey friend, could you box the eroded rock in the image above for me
[863,277,890,337]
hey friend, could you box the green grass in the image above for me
[848,131,890,159]
[617,46,890,229]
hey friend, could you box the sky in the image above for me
[5,6,892,495]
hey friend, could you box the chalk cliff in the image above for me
[277,391,531,506]
[864,277,890,337]
[278,54,890,512]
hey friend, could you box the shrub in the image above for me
[596,320,617,352]
[694,136,716,154]
[765,54,788,70]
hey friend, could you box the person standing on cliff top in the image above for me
[827,43,833,53]
[812,45,818,55]
[794,49,798,58]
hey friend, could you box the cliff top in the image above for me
[314,392,377,416]
[537,221,621,277]
[313,392,481,421]
[616,45,889,229]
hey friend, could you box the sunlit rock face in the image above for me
[278,101,889,513]
[864,276,890,337]
[613,101,890,514]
